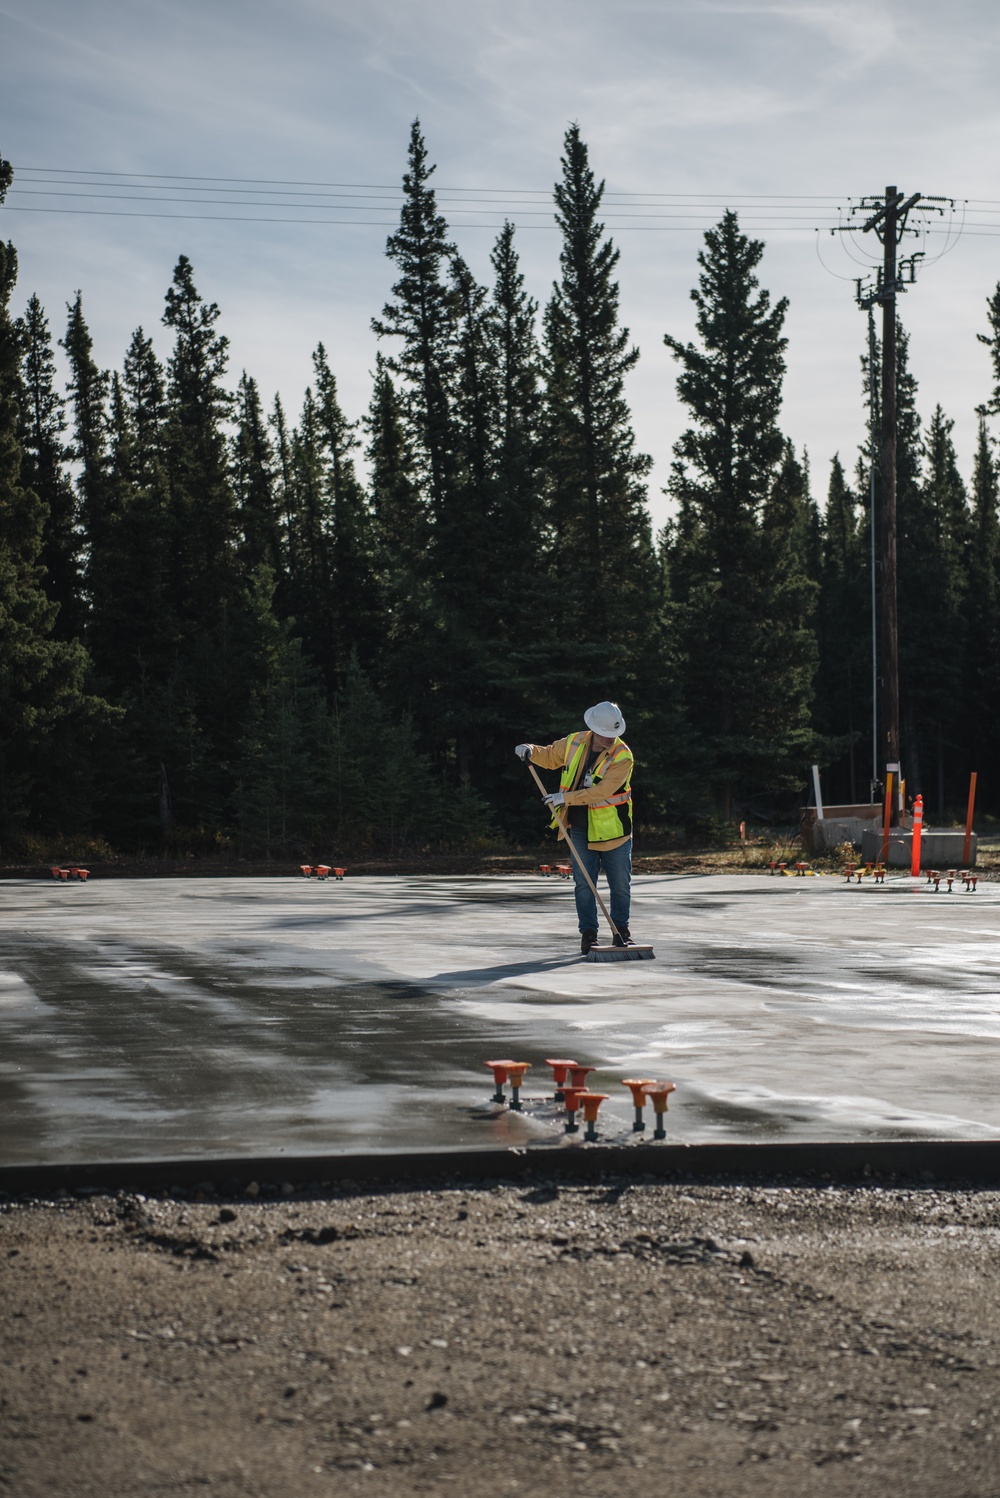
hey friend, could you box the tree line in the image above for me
[1,126,999,859]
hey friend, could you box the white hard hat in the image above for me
[584,701,625,737]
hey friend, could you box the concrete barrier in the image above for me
[861,827,978,869]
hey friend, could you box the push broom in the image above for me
[526,761,655,962]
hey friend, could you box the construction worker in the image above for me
[516,702,634,953]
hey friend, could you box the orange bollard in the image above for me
[484,1059,515,1105]
[314,865,330,880]
[505,1062,531,1111]
[910,794,923,876]
[545,1058,578,1101]
[643,1082,677,1141]
[333,867,346,879]
[562,1086,586,1134]
[963,772,978,868]
[579,1093,609,1142]
[300,865,313,877]
[568,1065,596,1090]
[538,864,552,876]
[622,1078,656,1132]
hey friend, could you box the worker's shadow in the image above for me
[423,955,584,989]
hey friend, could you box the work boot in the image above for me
[580,929,599,954]
[612,927,634,948]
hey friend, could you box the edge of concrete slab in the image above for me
[3,1139,1000,1198]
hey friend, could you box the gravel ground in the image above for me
[2,1176,999,1496]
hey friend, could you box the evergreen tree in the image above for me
[815,455,870,802]
[17,294,81,636]
[0,157,99,839]
[364,353,429,701]
[233,568,326,858]
[664,211,815,816]
[902,404,969,810]
[372,119,458,520]
[543,124,656,712]
[977,280,1000,419]
[93,331,173,684]
[966,417,1000,784]
[61,292,112,610]
[311,344,380,682]
[162,255,237,634]
[285,384,335,681]
[233,371,283,578]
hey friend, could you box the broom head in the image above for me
[585,944,655,962]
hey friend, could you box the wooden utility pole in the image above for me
[849,186,949,818]
[878,186,902,778]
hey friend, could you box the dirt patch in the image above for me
[3,1178,999,1495]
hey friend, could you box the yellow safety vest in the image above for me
[557,731,633,844]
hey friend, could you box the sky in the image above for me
[3,0,1000,529]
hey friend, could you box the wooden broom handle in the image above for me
[525,758,620,940]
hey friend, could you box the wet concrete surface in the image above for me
[1,872,999,1164]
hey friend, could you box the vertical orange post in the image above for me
[910,794,923,876]
[880,771,894,865]
[963,772,978,867]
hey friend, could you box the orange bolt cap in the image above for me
[568,1065,596,1089]
[546,1058,578,1086]
[506,1062,531,1088]
[484,1059,515,1084]
[622,1078,656,1107]
[579,1092,609,1123]
[643,1082,677,1114]
[562,1086,586,1111]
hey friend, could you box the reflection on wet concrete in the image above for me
[2,873,1000,1164]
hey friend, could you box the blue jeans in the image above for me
[569,827,632,933]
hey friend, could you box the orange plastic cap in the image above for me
[568,1065,596,1089]
[484,1059,515,1083]
[643,1082,677,1113]
[505,1062,531,1087]
[562,1086,586,1112]
[622,1078,656,1106]
[579,1092,609,1122]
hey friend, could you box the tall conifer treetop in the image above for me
[544,123,654,682]
[665,210,788,522]
[372,120,458,516]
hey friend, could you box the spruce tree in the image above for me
[285,384,335,682]
[966,418,1000,786]
[365,353,429,700]
[162,255,237,634]
[372,120,458,521]
[664,211,815,817]
[904,405,969,810]
[233,371,283,578]
[311,344,380,682]
[17,294,82,637]
[543,124,655,712]
[62,291,114,633]
[815,455,870,802]
[0,157,97,839]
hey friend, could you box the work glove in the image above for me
[514,743,533,761]
[543,791,566,808]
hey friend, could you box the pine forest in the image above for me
[2,126,999,863]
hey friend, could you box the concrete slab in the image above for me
[2,871,999,1165]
